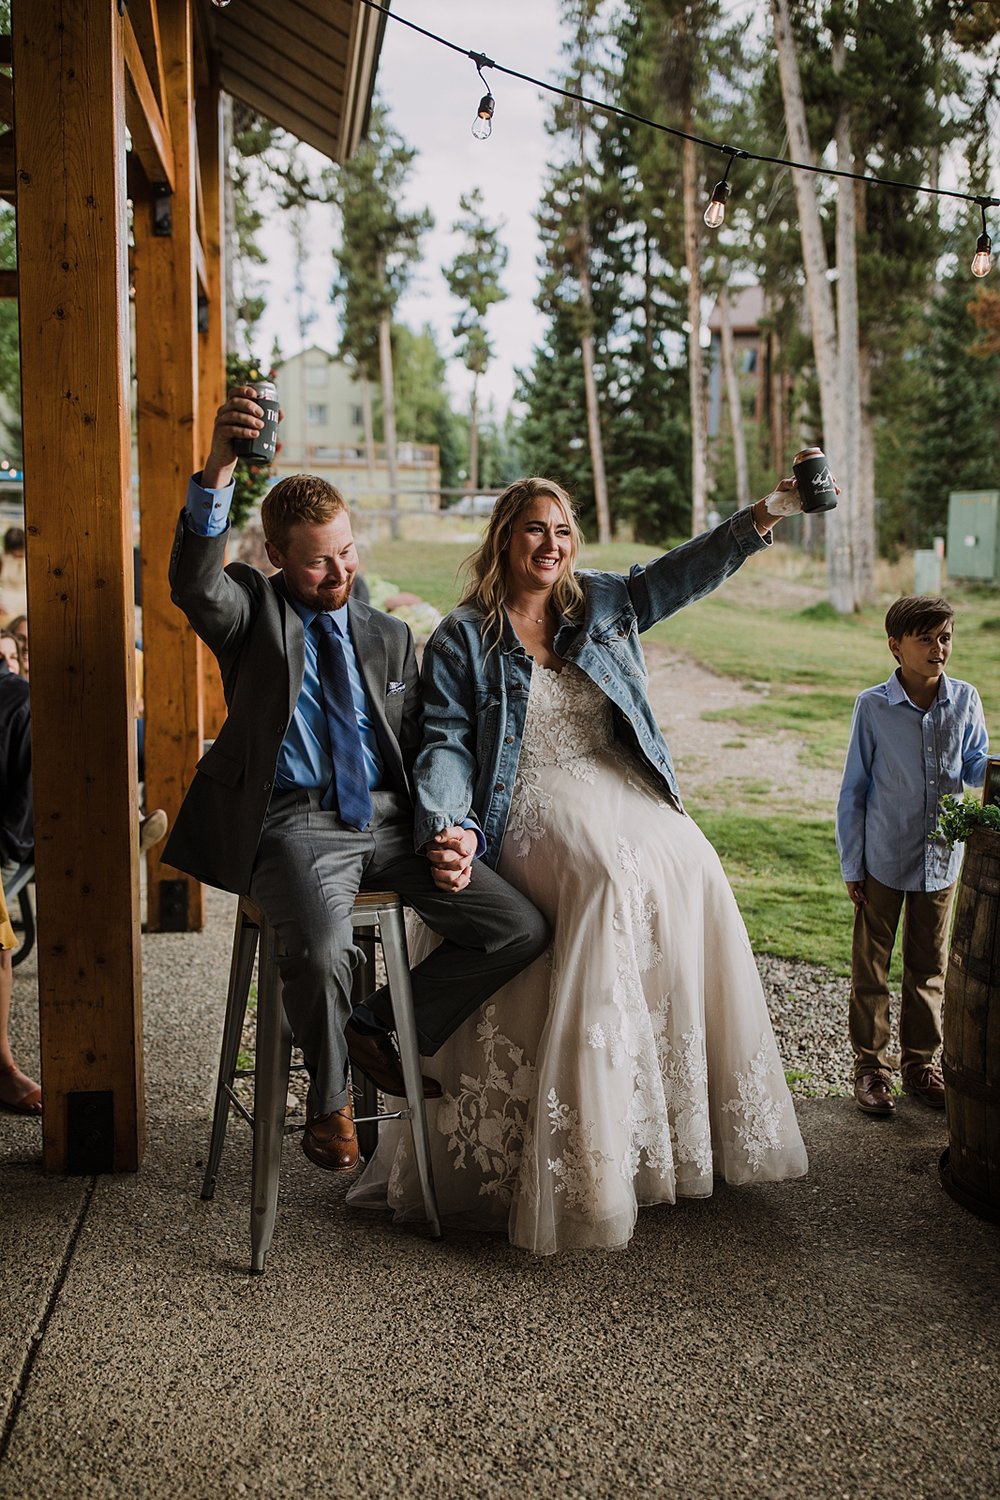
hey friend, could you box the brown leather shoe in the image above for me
[302,1099,359,1172]
[345,1025,443,1099]
[854,1069,896,1115]
[903,1065,946,1110]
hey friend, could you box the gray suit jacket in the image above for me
[163,511,421,895]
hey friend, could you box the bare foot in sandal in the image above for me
[0,1062,42,1115]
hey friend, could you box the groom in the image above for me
[164,389,549,1173]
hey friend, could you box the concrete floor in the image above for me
[1,885,998,1500]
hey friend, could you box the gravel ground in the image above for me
[757,954,853,1096]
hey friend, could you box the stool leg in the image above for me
[378,905,442,1240]
[201,910,259,1200]
[351,933,380,1162]
[250,920,293,1274]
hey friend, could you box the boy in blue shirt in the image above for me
[836,596,989,1115]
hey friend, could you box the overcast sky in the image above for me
[254,1,566,414]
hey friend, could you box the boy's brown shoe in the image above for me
[903,1065,946,1110]
[854,1069,895,1115]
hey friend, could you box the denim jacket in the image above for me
[414,506,770,867]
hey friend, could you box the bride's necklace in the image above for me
[506,602,550,626]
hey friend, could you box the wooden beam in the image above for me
[196,72,228,743]
[133,0,203,935]
[0,268,15,299]
[127,0,168,115]
[13,0,145,1172]
[0,72,12,127]
[194,229,207,299]
[122,10,174,190]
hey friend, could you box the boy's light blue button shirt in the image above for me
[836,669,989,892]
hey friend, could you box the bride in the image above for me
[350,475,809,1254]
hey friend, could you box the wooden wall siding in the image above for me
[13,0,145,1171]
[133,0,205,935]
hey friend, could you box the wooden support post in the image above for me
[196,70,229,743]
[13,0,145,1171]
[133,0,205,934]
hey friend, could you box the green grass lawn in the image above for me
[368,532,999,974]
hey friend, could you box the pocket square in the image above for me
[386,680,406,696]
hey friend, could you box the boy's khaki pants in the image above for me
[849,873,956,1078]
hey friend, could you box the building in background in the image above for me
[273,345,440,523]
[706,285,793,475]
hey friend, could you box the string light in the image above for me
[355,0,998,274]
[470,55,495,140]
[972,200,993,278]
[210,0,233,9]
[704,150,745,230]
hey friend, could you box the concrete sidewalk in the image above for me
[1,886,997,1500]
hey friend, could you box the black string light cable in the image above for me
[354,0,1000,275]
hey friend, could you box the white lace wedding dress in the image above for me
[349,662,808,1254]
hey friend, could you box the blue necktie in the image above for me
[313,613,373,830]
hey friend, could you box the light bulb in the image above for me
[972,231,993,278]
[211,0,232,9]
[472,93,494,141]
[704,179,730,230]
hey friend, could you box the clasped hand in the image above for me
[425,826,478,892]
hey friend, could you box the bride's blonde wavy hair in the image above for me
[459,477,587,651]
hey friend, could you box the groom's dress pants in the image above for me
[249,787,550,1115]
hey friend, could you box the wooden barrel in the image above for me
[940,827,1000,1223]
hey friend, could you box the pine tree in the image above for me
[330,105,432,539]
[382,323,464,498]
[525,0,619,542]
[902,265,1000,545]
[444,189,508,495]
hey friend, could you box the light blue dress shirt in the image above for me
[836,669,989,892]
[184,474,383,795]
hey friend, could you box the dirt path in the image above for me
[643,640,843,812]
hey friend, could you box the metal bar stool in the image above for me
[201,891,442,1273]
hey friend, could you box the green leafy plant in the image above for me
[932,793,1000,847]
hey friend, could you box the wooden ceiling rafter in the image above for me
[127,0,169,119]
[123,10,175,190]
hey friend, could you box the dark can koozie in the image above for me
[793,447,837,512]
[234,380,279,465]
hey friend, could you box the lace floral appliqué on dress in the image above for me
[350,662,807,1254]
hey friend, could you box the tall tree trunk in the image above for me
[377,301,401,541]
[360,373,377,494]
[771,0,855,612]
[857,343,876,603]
[468,372,480,495]
[579,306,611,544]
[682,133,708,535]
[574,109,611,545]
[718,284,751,509]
